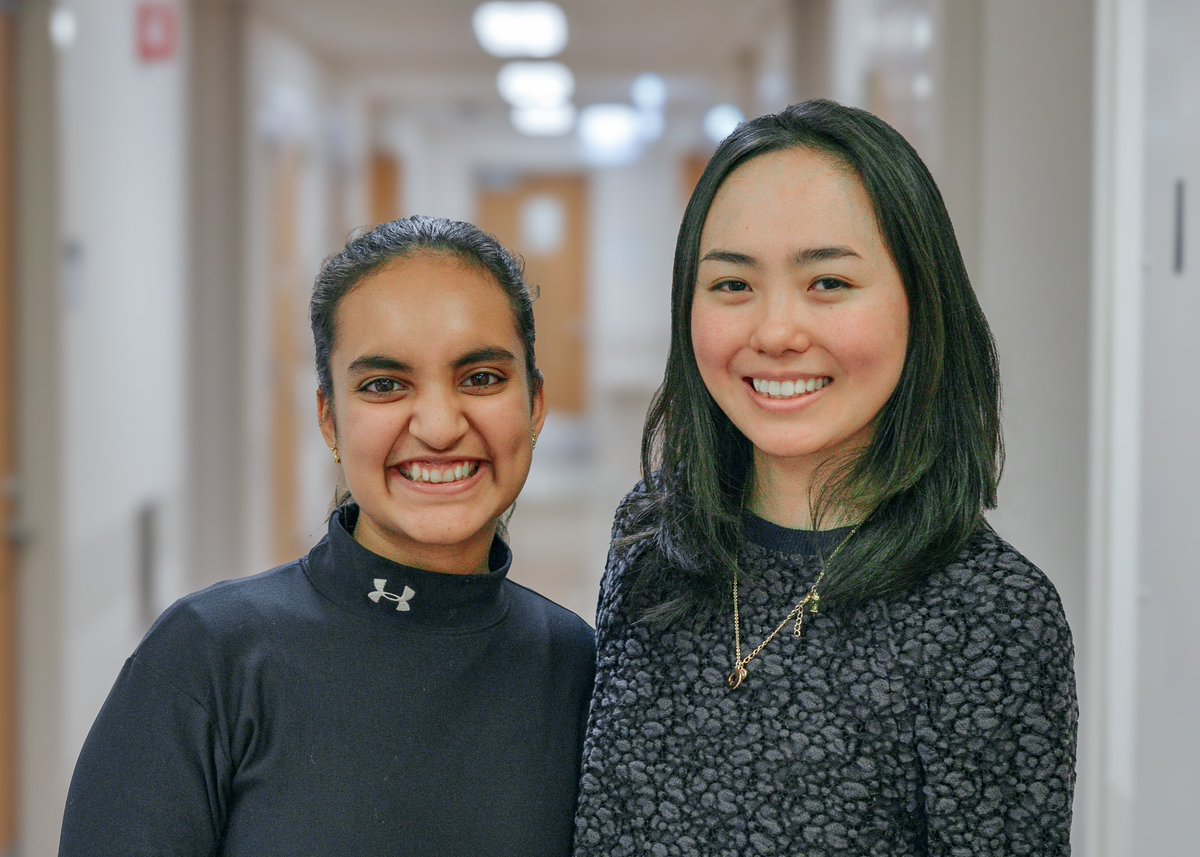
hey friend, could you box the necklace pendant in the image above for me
[727,665,748,690]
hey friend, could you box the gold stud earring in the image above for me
[331,445,341,464]
[531,429,538,450]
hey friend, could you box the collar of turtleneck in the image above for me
[301,504,513,633]
[741,510,855,558]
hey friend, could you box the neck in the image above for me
[352,516,492,575]
[747,451,860,531]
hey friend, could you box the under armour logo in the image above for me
[367,579,416,612]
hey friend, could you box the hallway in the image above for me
[2,1,1198,854]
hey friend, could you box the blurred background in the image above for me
[0,0,1196,854]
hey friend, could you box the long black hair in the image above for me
[628,99,1002,624]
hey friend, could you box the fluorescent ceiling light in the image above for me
[497,61,573,108]
[631,74,667,110]
[511,104,576,136]
[579,104,640,150]
[704,104,744,144]
[579,103,642,165]
[50,6,78,49]
[474,2,568,58]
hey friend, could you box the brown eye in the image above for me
[361,378,404,395]
[462,371,505,389]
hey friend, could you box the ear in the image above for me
[531,375,547,438]
[317,388,337,449]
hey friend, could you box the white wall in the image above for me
[970,0,1095,845]
[974,0,1094,648]
[19,0,191,852]
[1134,0,1200,851]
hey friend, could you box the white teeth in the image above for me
[402,462,479,484]
[751,377,830,399]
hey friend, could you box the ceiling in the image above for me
[250,0,785,110]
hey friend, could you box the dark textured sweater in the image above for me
[574,489,1078,856]
[60,505,595,857]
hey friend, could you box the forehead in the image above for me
[701,148,880,249]
[332,252,521,362]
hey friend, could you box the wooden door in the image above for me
[477,174,588,416]
[0,11,17,851]
[368,151,403,226]
[681,151,709,204]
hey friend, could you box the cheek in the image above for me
[690,305,733,376]
[338,404,399,455]
[479,399,535,454]
[838,307,909,388]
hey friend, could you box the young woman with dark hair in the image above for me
[573,100,1077,855]
[60,216,594,857]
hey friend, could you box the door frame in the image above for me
[0,8,18,852]
[1086,0,1148,854]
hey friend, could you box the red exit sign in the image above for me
[137,2,178,63]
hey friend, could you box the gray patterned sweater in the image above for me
[574,490,1077,856]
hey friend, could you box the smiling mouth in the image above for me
[397,460,481,484]
[749,377,832,399]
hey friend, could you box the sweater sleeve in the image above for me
[59,649,231,855]
[913,552,1078,856]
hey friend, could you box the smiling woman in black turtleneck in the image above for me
[59,216,595,857]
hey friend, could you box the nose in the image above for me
[408,388,469,451]
[747,291,812,357]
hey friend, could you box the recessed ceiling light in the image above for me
[579,103,642,165]
[704,104,744,144]
[50,6,78,49]
[631,74,667,110]
[497,61,574,108]
[511,104,576,136]
[474,2,568,58]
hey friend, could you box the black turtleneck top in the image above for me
[59,505,595,857]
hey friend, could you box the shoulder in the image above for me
[603,480,659,574]
[609,476,660,541]
[924,525,1068,625]
[590,479,667,631]
[133,560,312,674]
[897,524,1074,676]
[505,581,595,651]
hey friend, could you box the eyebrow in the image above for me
[452,347,518,370]
[699,245,862,267]
[344,347,518,376]
[346,354,412,376]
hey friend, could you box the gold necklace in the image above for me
[726,520,863,690]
